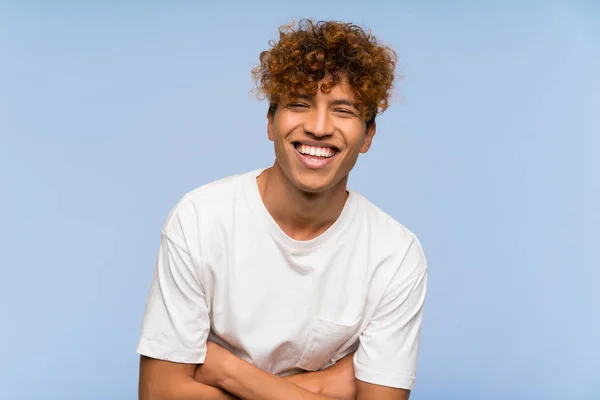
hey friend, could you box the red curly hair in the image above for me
[252,19,397,124]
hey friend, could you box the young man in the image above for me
[137,20,427,400]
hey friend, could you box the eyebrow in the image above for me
[294,95,358,109]
[330,99,357,108]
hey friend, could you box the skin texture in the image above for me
[138,355,237,400]
[139,350,355,400]
[193,341,410,400]
[283,354,356,400]
[259,75,376,241]
[193,341,346,400]
[355,381,410,400]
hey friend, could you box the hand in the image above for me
[194,340,236,389]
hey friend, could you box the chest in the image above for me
[199,230,378,374]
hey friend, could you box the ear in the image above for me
[267,111,275,142]
[359,122,376,154]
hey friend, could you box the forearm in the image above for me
[140,379,236,400]
[282,371,323,394]
[217,357,338,400]
[282,366,355,400]
[139,356,237,400]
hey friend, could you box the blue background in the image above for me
[1,1,598,399]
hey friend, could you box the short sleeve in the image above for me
[136,203,210,364]
[354,242,428,390]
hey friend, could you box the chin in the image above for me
[290,172,341,194]
[276,155,347,194]
[295,182,330,194]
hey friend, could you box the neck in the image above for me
[257,163,349,241]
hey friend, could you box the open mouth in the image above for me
[293,142,339,159]
[292,142,339,169]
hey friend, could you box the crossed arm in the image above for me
[139,228,424,400]
[139,341,410,400]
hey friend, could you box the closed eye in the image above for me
[288,103,309,109]
[334,108,356,116]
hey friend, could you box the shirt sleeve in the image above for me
[354,242,428,390]
[136,203,210,364]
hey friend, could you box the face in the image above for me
[267,77,376,194]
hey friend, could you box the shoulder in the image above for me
[161,169,260,239]
[352,191,427,277]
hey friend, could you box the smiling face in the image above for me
[267,76,376,194]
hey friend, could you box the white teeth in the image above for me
[297,144,335,158]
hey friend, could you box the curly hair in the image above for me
[252,19,397,123]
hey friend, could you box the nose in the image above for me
[303,109,333,137]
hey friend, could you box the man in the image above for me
[137,19,428,400]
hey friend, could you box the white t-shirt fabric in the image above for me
[136,168,428,390]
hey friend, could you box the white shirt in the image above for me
[137,168,427,390]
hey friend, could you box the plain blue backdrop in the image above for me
[1,1,598,399]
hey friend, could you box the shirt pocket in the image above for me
[296,317,361,371]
